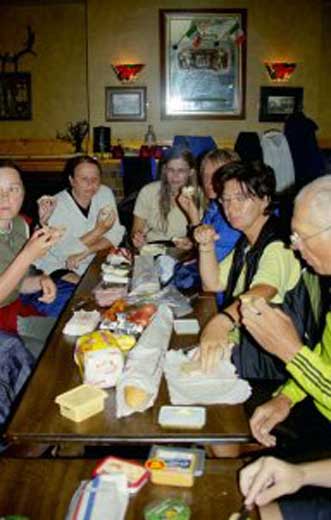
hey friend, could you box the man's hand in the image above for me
[250,394,292,447]
[66,251,88,271]
[240,456,305,508]
[38,274,57,303]
[195,313,234,373]
[241,297,302,363]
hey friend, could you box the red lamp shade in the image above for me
[265,62,297,81]
[112,63,145,83]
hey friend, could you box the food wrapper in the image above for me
[116,304,173,418]
[129,255,160,296]
[93,283,128,307]
[65,474,129,520]
[164,348,251,405]
[74,330,125,388]
[107,248,132,266]
[63,310,101,336]
[84,349,124,388]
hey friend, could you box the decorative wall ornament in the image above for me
[56,120,89,153]
[0,26,36,73]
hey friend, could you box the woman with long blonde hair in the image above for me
[131,147,201,249]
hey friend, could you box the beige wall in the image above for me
[0,3,87,139]
[319,0,331,142]
[88,0,326,146]
[0,0,330,147]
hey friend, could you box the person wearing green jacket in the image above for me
[241,175,331,449]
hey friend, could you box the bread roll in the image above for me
[124,385,150,409]
[182,186,195,197]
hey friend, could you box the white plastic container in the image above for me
[174,319,200,335]
[158,405,206,429]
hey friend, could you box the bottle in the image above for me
[144,125,157,147]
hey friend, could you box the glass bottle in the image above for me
[144,124,157,147]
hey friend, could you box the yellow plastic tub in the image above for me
[55,384,108,422]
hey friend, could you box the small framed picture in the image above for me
[0,72,32,120]
[259,86,303,122]
[105,86,147,121]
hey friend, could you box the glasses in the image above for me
[290,225,331,247]
[220,194,251,206]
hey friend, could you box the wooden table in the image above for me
[0,458,256,519]
[5,256,253,449]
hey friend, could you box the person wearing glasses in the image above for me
[131,146,202,250]
[193,160,320,381]
[240,175,331,451]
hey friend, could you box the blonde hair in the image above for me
[200,148,239,176]
[159,148,198,232]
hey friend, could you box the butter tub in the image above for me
[55,384,108,422]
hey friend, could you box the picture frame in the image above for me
[259,86,304,122]
[105,86,147,121]
[0,72,32,121]
[159,9,247,120]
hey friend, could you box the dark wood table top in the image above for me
[0,457,257,519]
[5,255,252,446]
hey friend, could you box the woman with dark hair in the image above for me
[131,147,202,250]
[194,161,320,381]
[35,155,125,280]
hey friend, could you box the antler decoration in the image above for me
[0,26,36,73]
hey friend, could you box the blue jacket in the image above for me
[202,200,240,262]
[203,201,240,306]
[173,201,240,306]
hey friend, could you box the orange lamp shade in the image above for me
[265,62,296,81]
[112,64,145,83]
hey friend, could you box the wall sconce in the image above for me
[112,63,145,83]
[264,62,297,82]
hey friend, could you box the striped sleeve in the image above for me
[285,345,331,418]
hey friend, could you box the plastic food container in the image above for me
[93,456,149,494]
[144,498,191,520]
[55,384,108,422]
[145,446,197,487]
[174,319,200,335]
[158,406,206,429]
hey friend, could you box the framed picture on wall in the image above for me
[0,72,32,120]
[159,9,247,119]
[105,86,147,121]
[259,86,304,122]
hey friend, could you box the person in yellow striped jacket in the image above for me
[241,175,331,448]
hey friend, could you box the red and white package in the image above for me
[93,456,149,494]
